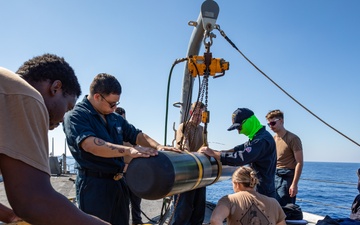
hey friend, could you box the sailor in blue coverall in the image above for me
[199,108,276,198]
[63,73,179,225]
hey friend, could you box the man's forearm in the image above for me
[81,137,131,157]
[292,163,303,186]
[136,132,159,149]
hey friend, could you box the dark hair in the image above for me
[89,73,122,96]
[115,107,126,116]
[16,53,81,97]
[190,101,206,111]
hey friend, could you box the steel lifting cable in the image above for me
[215,25,360,148]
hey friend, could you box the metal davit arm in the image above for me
[180,0,219,124]
[126,0,233,201]
[179,13,204,124]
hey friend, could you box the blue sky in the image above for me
[1,1,360,162]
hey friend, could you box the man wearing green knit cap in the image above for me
[199,108,276,198]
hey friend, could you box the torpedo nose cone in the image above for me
[126,152,175,200]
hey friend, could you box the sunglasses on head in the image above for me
[267,118,280,127]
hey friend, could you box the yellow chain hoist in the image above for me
[188,55,229,77]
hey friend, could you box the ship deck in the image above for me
[0,175,322,225]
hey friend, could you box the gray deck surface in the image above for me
[0,175,319,225]
[0,175,212,224]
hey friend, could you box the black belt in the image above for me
[78,169,123,181]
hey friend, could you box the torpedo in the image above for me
[126,150,237,200]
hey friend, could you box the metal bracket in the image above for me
[200,0,219,32]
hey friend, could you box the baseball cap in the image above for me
[227,108,254,131]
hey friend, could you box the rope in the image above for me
[215,25,360,148]
[166,195,180,225]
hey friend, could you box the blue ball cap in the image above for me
[227,108,254,131]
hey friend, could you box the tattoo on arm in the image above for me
[109,145,125,154]
[94,138,105,146]
[93,138,125,154]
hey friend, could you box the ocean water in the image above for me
[63,157,359,218]
[206,161,360,219]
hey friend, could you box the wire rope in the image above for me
[215,25,360,147]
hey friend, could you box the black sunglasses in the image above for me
[99,94,120,108]
[267,118,280,127]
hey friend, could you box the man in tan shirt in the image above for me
[0,54,109,224]
[266,109,304,206]
[173,102,206,225]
